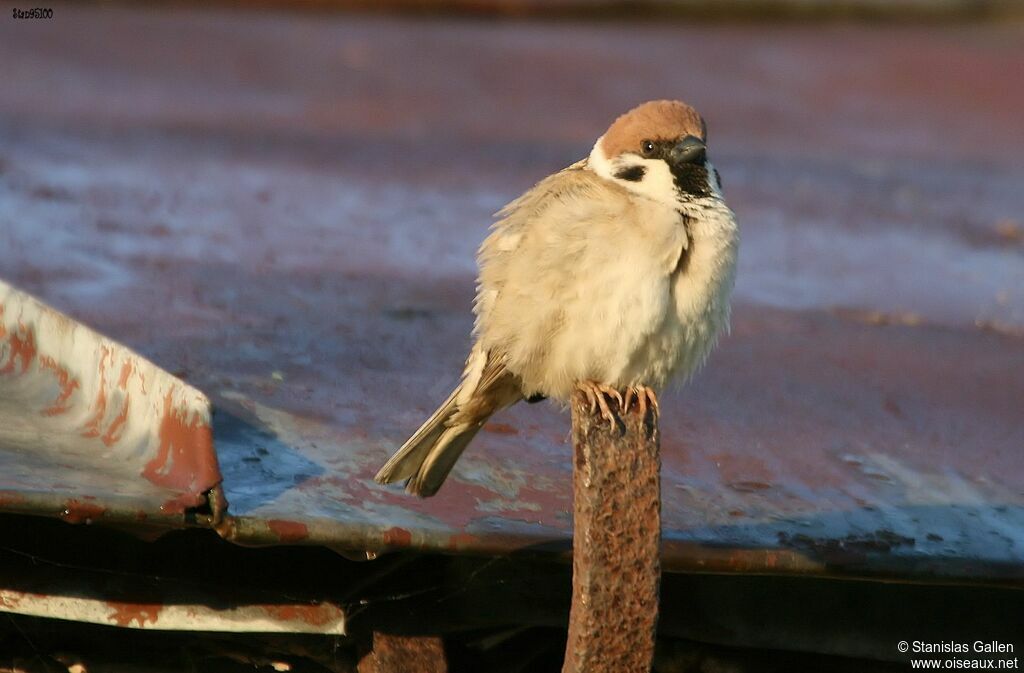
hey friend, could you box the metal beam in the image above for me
[563,392,661,673]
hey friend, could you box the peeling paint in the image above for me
[381,526,413,547]
[267,519,309,543]
[107,602,162,628]
[159,492,205,514]
[0,588,344,634]
[101,394,131,446]
[0,281,222,527]
[81,346,110,438]
[0,322,37,375]
[261,603,342,627]
[38,355,80,416]
[60,499,107,524]
[142,393,218,496]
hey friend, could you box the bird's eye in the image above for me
[641,140,656,156]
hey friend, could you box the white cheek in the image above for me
[588,138,617,179]
[625,159,677,204]
[589,139,678,207]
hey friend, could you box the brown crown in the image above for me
[599,100,707,159]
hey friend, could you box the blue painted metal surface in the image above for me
[0,7,1022,585]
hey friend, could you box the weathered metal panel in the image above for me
[0,281,223,527]
[0,6,1021,587]
[0,588,345,635]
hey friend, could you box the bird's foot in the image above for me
[576,380,623,430]
[622,385,659,421]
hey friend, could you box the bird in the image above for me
[375,100,739,497]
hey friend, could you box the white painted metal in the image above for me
[0,589,346,635]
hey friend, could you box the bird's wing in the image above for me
[473,161,639,393]
[474,159,603,328]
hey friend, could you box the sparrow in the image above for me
[376,100,739,497]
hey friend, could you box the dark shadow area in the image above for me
[0,513,1020,670]
[214,410,327,516]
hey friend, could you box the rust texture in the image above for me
[0,280,222,528]
[0,6,1021,584]
[358,633,448,673]
[563,392,660,673]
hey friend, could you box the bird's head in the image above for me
[589,100,723,208]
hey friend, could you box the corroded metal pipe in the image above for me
[563,391,661,673]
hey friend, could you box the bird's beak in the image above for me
[669,136,707,167]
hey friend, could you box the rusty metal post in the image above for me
[357,633,448,673]
[562,391,661,673]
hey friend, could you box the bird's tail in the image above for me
[375,348,519,497]
[374,385,486,497]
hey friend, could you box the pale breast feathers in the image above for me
[474,161,691,397]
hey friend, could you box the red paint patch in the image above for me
[142,392,220,502]
[117,360,134,389]
[484,422,519,436]
[0,322,37,375]
[262,603,339,627]
[39,355,81,416]
[382,526,413,546]
[267,519,309,543]
[81,346,110,438]
[107,602,162,628]
[61,499,107,524]
[158,491,204,514]
[38,357,80,413]
[101,394,130,446]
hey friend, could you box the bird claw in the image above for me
[623,385,659,421]
[623,386,636,413]
[581,386,598,415]
[576,381,620,430]
[577,382,659,430]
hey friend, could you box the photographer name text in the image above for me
[910,643,1015,655]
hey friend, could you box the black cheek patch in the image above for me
[614,165,646,182]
